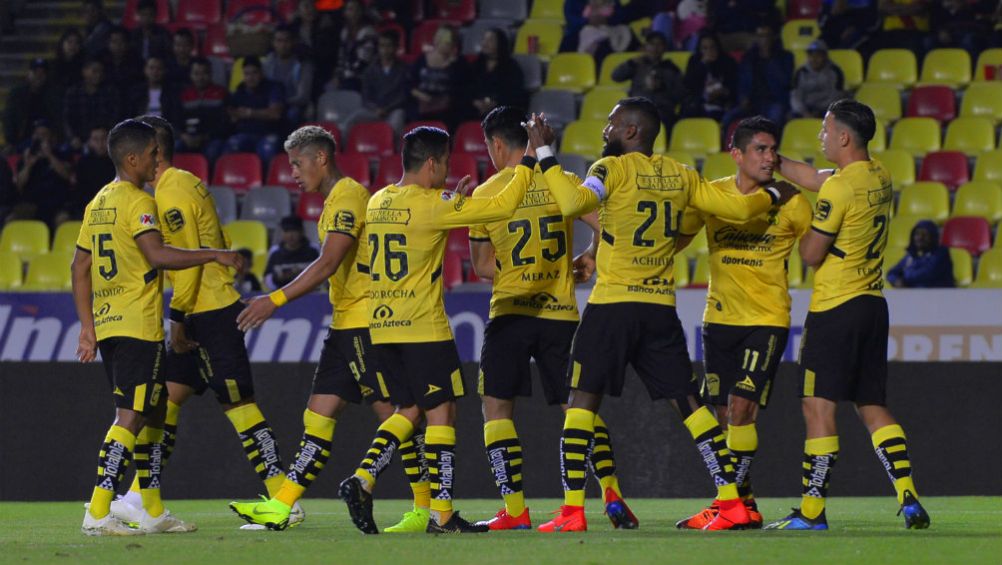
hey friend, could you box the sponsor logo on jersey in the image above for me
[140,213,156,227]
[815,199,832,221]
[373,304,394,320]
[96,302,112,316]
[89,208,118,225]
[164,207,185,232]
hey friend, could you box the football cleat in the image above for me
[288,501,305,527]
[604,488,638,529]
[764,508,829,530]
[138,509,197,533]
[339,476,378,534]
[676,500,719,529]
[899,491,930,530]
[703,497,751,530]
[426,511,489,534]
[81,510,144,536]
[744,499,764,529]
[475,507,532,531]
[385,507,431,533]
[110,496,144,525]
[230,497,291,531]
[538,505,587,533]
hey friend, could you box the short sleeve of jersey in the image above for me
[586,157,623,200]
[325,184,367,239]
[680,207,705,236]
[76,203,92,251]
[130,193,160,239]
[811,177,851,236]
[787,194,814,238]
[467,184,490,241]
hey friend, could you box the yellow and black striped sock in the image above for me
[484,419,524,516]
[134,426,165,517]
[871,425,918,504]
[426,425,457,525]
[398,428,431,509]
[354,413,413,491]
[728,423,758,500]
[590,414,622,501]
[275,409,336,507]
[89,425,136,519]
[684,406,740,501]
[225,403,285,497]
[127,400,180,496]
[560,408,594,508]
[801,436,839,520]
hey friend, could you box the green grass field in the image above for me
[3,497,1000,564]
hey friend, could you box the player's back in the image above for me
[319,177,371,330]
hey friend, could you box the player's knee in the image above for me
[481,396,514,421]
[728,396,757,425]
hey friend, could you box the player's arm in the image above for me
[690,170,795,221]
[136,231,242,270]
[71,247,96,363]
[777,154,834,192]
[675,208,705,253]
[430,160,534,228]
[158,196,205,335]
[468,220,496,281]
[800,178,848,267]
[572,210,600,283]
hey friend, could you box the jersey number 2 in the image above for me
[866,215,887,259]
[368,233,409,281]
[633,201,680,247]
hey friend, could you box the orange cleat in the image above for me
[476,507,532,531]
[604,488,638,529]
[675,500,719,529]
[745,499,763,529]
[703,498,751,530]
[538,505,587,533]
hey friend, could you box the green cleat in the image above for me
[229,497,292,531]
[384,507,431,533]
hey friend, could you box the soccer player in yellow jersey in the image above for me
[337,126,534,534]
[765,100,930,530]
[466,107,636,531]
[227,126,429,532]
[673,116,812,530]
[74,119,242,535]
[524,98,798,532]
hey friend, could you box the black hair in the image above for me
[174,27,194,41]
[378,29,400,46]
[616,97,661,146]
[485,27,512,63]
[731,115,781,151]
[108,119,156,167]
[273,24,294,37]
[644,30,668,45]
[827,98,876,145]
[402,127,450,172]
[138,115,174,162]
[242,55,262,70]
[190,56,211,70]
[481,106,528,149]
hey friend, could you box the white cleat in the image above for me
[110,497,145,525]
[138,509,197,533]
[81,510,144,536]
[238,502,304,530]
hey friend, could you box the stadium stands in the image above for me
[941,216,993,257]
[866,49,918,88]
[0,221,49,262]
[897,182,950,223]
[212,153,263,191]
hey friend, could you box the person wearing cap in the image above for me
[264,216,320,289]
[3,58,62,151]
[790,40,845,119]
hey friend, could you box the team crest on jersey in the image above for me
[139,213,156,227]
[441,190,456,201]
[815,199,832,221]
[333,210,356,232]
[591,164,608,181]
[164,207,185,232]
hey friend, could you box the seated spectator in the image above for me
[51,29,85,93]
[860,0,930,57]
[129,0,171,60]
[177,57,229,164]
[262,26,314,125]
[69,126,114,218]
[469,28,527,119]
[722,22,793,131]
[611,31,683,129]
[682,32,738,120]
[561,0,626,51]
[234,248,263,293]
[578,0,636,63]
[330,0,377,91]
[358,30,409,132]
[264,216,319,289]
[707,0,780,51]
[11,120,73,226]
[129,56,182,123]
[887,220,954,288]
[819,0,878,50]
[409,25,470,128]
[288,0,339,90]
[166,28,196,86]
[925,0,993,56]
[81,0,113,59]
[3,58,63,152]
[63,58,121,150]
[790,40,845,119]
[226,56,285,165]
[102,27,143,96]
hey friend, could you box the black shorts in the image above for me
[313,327,390,404]
[799,295,889,405]
[98,337,166,415]
[479,315,577,405]
[165,300,254,404]
[568,303,697,401]
[377,340,465,410]
[701,323,789,408]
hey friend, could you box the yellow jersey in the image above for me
[468,166,582,321]
[542,152,775,306]
[154,167,239,317]
[365,164,532,344]
[76,180,164,342]
[681,176,813,327]
[318,177,371,330]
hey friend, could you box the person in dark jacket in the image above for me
[721,21,793,131]
[790,40,845,118]
[682,32,739,120]
[611,30,683,129]
[887,219,954,288]
[469,28,527,119]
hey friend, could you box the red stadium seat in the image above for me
[212,153,262,191]
[296,191,325,222]
[226,0,274,25]
[447,227,471,262]
[347,122,396,157]
[906,85,957,123]
[454,121,489,159]
[788,0,821,18]
[203,24,231,59]
[177,0,222,27]
[442,250,464,290]
[335,153,372,188]
[447,153,479,190]
[429,0,476,22]
[918,151,970,192]
[267,154,298,191]
[410,20,460,54]
[375,155,404,187]
[403,120,449,135]
[122,0,170,29]
[174,153,209,182]
[6,154,21,174]
[941,216,992,257]
[302,121,343,151]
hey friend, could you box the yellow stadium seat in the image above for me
[974,48,1002,81]
[792,49,807,71]
[701,152,734,181]
[544,53,596,93]
[781,19,820,51]
[971,249,1002,288]
[781,118,823,155]
[943,117,996,157]
[580,88,623,121]
[883,246,906,282]
[252,251,268,283]
[887,214,922,250]
[974,149,1002,184]
[691,253,710,286]
[871,119,888,152]
[529,0,564,22]
[874,149,915,190]
[919,48,971,88]
[680,227,707,260]
[663,51,692,73]
[665,151,696,169]
[560,120,605,161]
[813,151,836,170]
[897,182,949,223]
[787,249,803,287]
[669,118,720,159]
[674,255,690,288]
[51,221,82,257]
[629,17,651,41]
[654,125,667,154]
[950,247,973,287]
[960,82,1002,125]
[223,220,268,257]
[829,49,864,89]
[0,220,50,262]
[865,49,918,88]
[952,181,1002,224]
[598,51,641,86]
[889,117,941,157]
[514,20,563,58]
[0,251,23,290]
[855,83,902,123]
[22,254,71,291]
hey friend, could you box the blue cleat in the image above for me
[899,491,930,529]
[764,508,828,530]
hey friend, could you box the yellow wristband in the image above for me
[268,289,288,307]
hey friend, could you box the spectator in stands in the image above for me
[469,28,527,119]
[612,31,684,129]
[331,0,377,91]
[409,24,470,128]
[925,0,994,56]
[707,0,780,51]
[51,29,85,92]
[177,57,229,164]
[790,40,845,119]
[819,0,878,50]
[682,32,738,121]
[130,0,171,61]
[860,0,930,57]
[358,30,409,132]
[63,59,121,151]
[264,216,320,289]
[128,56,182,124]
[226,56,285,165]
[561,0,626,51]
[81,0,113,59]
[721,22,793,131]
[234,248,263,293]
[102,27,143,95]
[577,0,636,63]
[263,26,314,125]
[3,58,62,152]
[0,156,14,225]
[289,0,339,90]
[69,126,114,218]
[11,120,72,227]
[674,0,708,50]
[166,28,196,86]
[887,220,954,288]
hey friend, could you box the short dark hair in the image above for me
[730,115,781,151]
[280,215,304,231]
[108,119,156,167]
[190,56,211,71]
[827,98,876,146]
[242,55,262,70]
[644,30,668,45]
[481,106,527,150]
[174,27,194,42]
[378,29,400,45]
[616,96,661,146]
[138,115,174,163]
[402,127,450,172]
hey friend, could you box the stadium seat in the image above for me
[544,53,596,93]
[952,181,1002,224]
[375,155,404,187]
[919,48,971,88]
[209,186,238,224]
[673,255,690,288]
[580,88,624,122]
[0,251,23,290]
[974,48,1002,81]
[174,153,210,182]
[403,120,449,135]
[347,122,395,157]
[905,85,956,123]
[974,149,1002,184]
[943,117,996,157]
[226,0,274,25]
[240,187,292,230]
[700,152,734,181]
[959,82,1002,125]
[442,251,464,290]
[52,221,81,257]
[177,0,222,27]
[780,118,823,155]
[950,247,973,287]
[453,121,490,159]
[598,52,641,86]
[529,0,564,21]
[529,89,578,130]
[514,20,563,58]
[663,51,692,74]
[874,149,915,189]
[302,219,320,248]
[0,220,49,261]
[204,24,230,59]
[917,151,969,192]
[335,153,372,188]
[829,49,864,89]
[430,0,476,22]
[479,0,527,20]
[971,249,1002,288]
[212,153,262,191]
[296,191,326,223]
[446,153,480,189]
[897,182,949,223]
[316,90,364,131]
[941,216,992,256]
[122,0,170,29]
[447,227,471,261]
[224,220,268,256]
[664,151,696,169]
[889,117,940,157]
[669,118,720,159]
[865,49,918,88]
[22,254,71,291]
[781,19,820,51]
[560,120,605,161]
[870,118,888,152]
[689,254,709,288]
[854,83,902,123]
[556,153,590,178]
[887,214,922,250]
[513,54,543,91]
[267,154,298,191]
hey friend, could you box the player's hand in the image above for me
[572,251,596,283]
[454,174,474,196]
[767,180,800,205]
[524,113,550,150]
[215,250,245,271]
[169,321,199,354]
[77,326,97,363]
[236,295,278,332]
